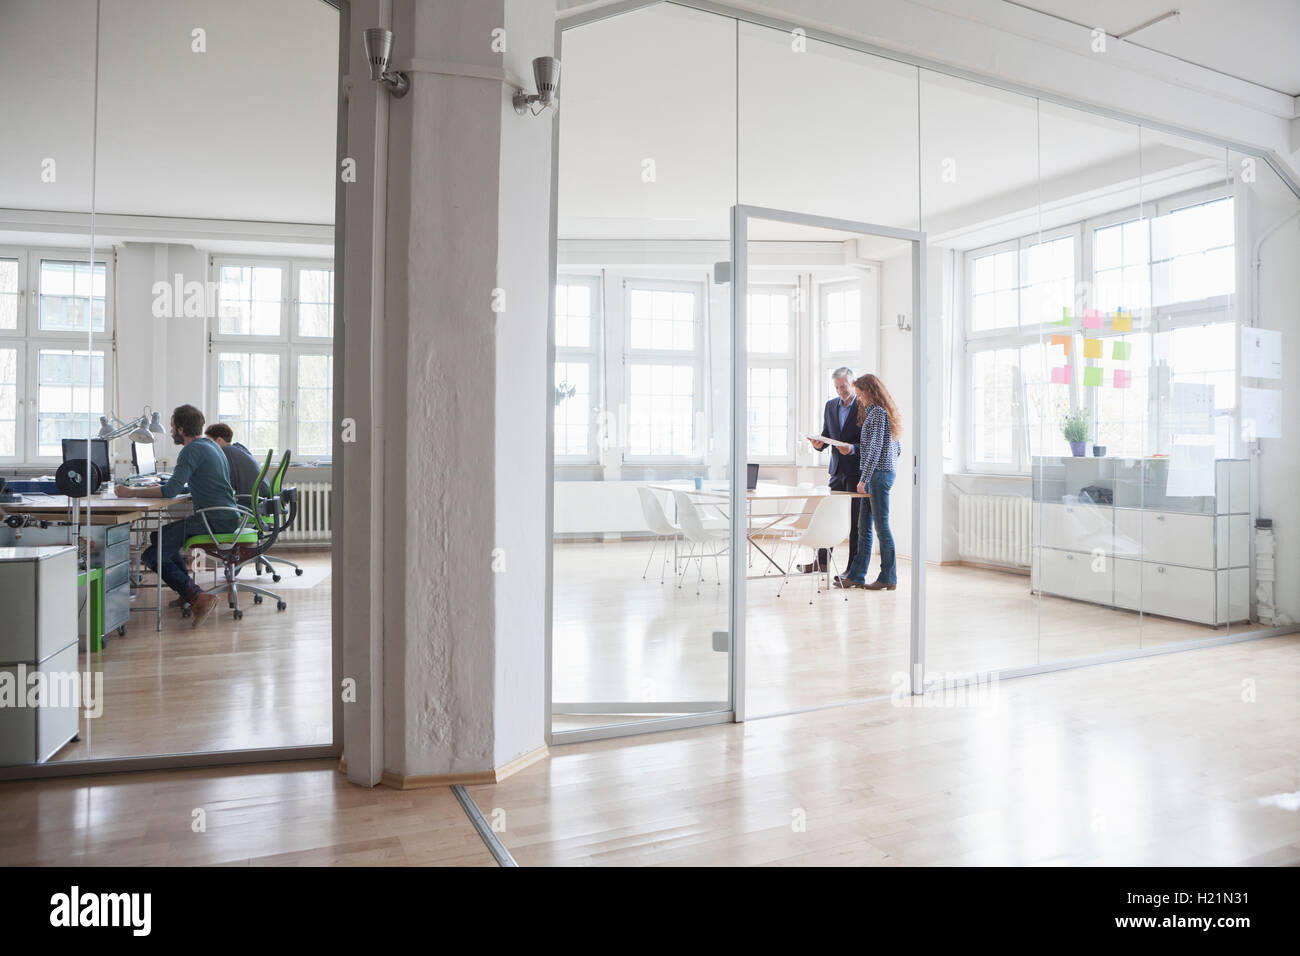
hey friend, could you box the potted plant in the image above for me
[554,382,576,406]
[1061,408,1090,457]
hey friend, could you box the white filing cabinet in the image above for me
[0,546,81,765]
[1031,457,1251,626]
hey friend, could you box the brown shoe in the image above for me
[864,581,896,591]
[833,576,864,589]
[189,592,218,628]
[169,596,188,609]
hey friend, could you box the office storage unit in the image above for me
[0,546,80,765]
[1031,457,1251,626]
[0,521,131,643]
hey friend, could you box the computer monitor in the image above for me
[746,463,760,491]
[132,440,157,476]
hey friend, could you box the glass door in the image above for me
[731,206,927,719]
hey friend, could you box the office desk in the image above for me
[648,482,867,576]
[1,493,190,632]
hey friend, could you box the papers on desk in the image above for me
[803,433,852,450]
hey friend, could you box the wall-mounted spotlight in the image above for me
[363,28,409,98]
[513,57,561,116]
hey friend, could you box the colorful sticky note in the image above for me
[1058,306,1073,326]
[1082,309,1102,329]
[1050,333,1072,355]
[1083,337,1103,359]
[1114,369,1132,389]
[1083,366,1103,387]
[1051,366,1072,385]
[1112,310,1132,332]
[1112,341,1132,361]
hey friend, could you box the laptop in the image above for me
[132,440,157,476]
[746,463,760,491]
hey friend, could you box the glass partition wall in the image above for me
[0,0,338,771]
[550,0,1300,741]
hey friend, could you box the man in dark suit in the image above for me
[799,367,860,574]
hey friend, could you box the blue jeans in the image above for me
[143,513,236,601]
[845,470,897,585]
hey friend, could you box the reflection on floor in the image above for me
[0,760,496,866]
[52,549,333,762]
[481,635,1300,866]
[553,539,1270,724]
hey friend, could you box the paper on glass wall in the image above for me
[1241,327,1282,379]
[1166,442,1216,497]
[1241,387,1283,440]
[1170,382,1215,435]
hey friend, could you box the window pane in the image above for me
[747,364,791,457]
[747,289,792,355]
[555,280,592,349]
[297,267,334,338]
[823,286,860,352]
[295,353,333,457]
[554,360,591,457]
[628,284,695,351]
[36,349,104,456]
[217,264,282,336]
[39,259,107,332]
[628,362,694,456]
[0,347,16,456]
[216,351,280,455]
[0,259,18,331]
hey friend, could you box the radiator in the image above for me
[284,481,332,543]
[957,494,1031,567]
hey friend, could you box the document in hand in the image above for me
[803,433,852,450]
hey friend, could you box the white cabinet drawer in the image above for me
[1039,548,1113,605]
[1141,562,1215,624]
[1038,502,1114,555]
[1120,511,1250,570]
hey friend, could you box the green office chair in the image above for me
[248,450,304,582]
[184,448,286,620]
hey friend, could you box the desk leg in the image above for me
[155,512,162,632]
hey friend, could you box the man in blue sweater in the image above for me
[115,404,238,628]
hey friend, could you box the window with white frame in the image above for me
[966,231,1078,470]
[210,255,333,460]
[1088,194,1235,458]
[625,279,702,459]
[0,247,113,464]
[747,286,795,460]
[555,277,600,460]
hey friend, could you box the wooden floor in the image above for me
[51,550,333,761]
[3,635,1295,866]
[554,539,1268,721]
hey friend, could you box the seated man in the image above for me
[116,404,238,628]
[204,422,270,499]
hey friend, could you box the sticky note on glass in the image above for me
[1050,333,1072,355]
[1112,310,1132,332]
[1112,341,1131,360]
[1083,338,1103,359]
[1082,309,1102,329]
[1058,307,1072,326]
[1051,366,1072,385]
[1114,369,1132,388]
[1084,366,1103,387]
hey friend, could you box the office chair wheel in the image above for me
[272,573,282,583]
[233,609,244,620]
[276,601,286,611]
[254,594,263,604]
[294,568,303,576]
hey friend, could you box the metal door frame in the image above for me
[730,205,928,720]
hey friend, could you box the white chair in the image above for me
[673,490,730,594]
[776,495,852,603]
[636,487,681,584]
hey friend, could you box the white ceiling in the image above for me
[0,0,338,225]
[1006,0,1300,96]
[558,3,1229,245]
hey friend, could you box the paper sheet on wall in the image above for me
[1240,387,1283,440]
[1165,442,1216,497]
[1170,382,1215,435]
[1241,327,1282,379]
